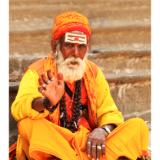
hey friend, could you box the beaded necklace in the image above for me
[60,80,82,132]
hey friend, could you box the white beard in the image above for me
[56,49,87,82]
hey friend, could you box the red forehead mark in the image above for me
[65,32,87,44]
[74,36,79,41]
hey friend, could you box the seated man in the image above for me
[11,11,149,160]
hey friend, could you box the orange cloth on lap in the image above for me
[17,117,149,160]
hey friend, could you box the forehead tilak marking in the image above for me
[64,32,87,44]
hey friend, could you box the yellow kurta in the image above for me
[11,55,149,160]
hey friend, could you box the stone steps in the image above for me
[10,2,150,56]
[10,0,150,56]
[10,22,150,54]
[10,7,150,28]
[9,50,150,82]
[10,18,150,35]
[110,80,150,120]
[10,0,150,20]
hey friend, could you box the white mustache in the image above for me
[56,47,87,81]
[63,57,82,67]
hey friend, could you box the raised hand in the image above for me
[38,70,65,106]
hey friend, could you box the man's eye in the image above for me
[79,44,87,49]
[64,43,74,48]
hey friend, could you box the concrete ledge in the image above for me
[89,49,150,57]
[10,18,150,33]
[106,70,150,83]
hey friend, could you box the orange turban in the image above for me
[52,11,91,40]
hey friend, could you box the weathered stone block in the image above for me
[110,81,150,120]
[90,54,150,75]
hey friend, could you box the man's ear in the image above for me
[50,39,57,53]
[87,42,90,52]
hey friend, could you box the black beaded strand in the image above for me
[60,80,82,132]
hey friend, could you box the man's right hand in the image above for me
[38,70,65,106]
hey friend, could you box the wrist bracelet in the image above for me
[43,98,59,113]
[48,103,59,113]
[102,126,111,134]
[43,98,52,110]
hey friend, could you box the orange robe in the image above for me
[11,54,149,160]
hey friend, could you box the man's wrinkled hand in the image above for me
[38,70,64,105]
[87,128,108,160]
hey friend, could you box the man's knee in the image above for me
[126,117,147,127]
[125,117,149,136]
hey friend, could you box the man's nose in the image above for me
[72,45,79,57]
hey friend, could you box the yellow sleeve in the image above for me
[11,69,49,121]
[95,68,124,127]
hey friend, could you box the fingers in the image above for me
[39,71,54,86]
[57,72,63,81]
[87,141,91,158]
[41,73,48,84]
[38,73,48,88]
[38,71,53,95]
[38,86,45,96]
[87,128,107,160]
[39,71,63,85]
[47,70,54,81]
[101,143,106,158]
[57,73,64,86]
[38,76,45,86]
[38,71,55,86]
[38,71,64,97]
[91,142,97,160]
[87,139,103,160]
[96,145,102,160]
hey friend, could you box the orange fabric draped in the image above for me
[17,118,149,160]
[27,54,107,128]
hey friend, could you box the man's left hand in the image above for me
[87,128,108,160]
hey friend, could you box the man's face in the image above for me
[55,31,89,82]
[59,32,89,60]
